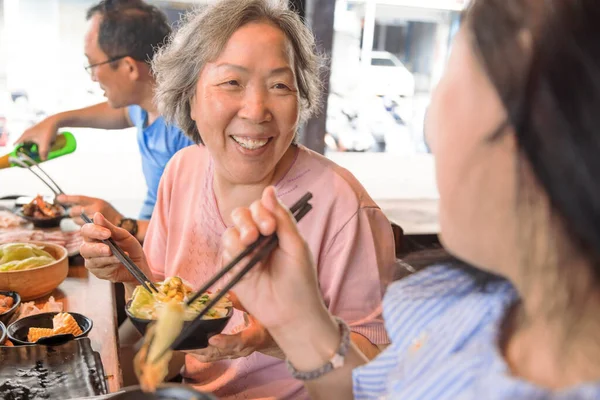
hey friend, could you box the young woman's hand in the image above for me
[221,187,331,340]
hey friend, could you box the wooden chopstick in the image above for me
[156,194,313,358]
[80,212,159,294]
[185,192,313,307]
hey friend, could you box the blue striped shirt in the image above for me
[352,265,600,399]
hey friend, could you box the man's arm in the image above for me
[135,220,149,244]
[50,102,132,130]
[17,102,133,159]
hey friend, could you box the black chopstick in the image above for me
[185,192,313,307]
[153,193,313,359]
[80,212,159,294]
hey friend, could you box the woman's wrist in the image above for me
[270,308,342,372]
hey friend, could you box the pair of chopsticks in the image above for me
[152,191,313,360]
[9,150,65,200]
[80,212,159,294]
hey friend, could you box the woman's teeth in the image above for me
[232,136,269,150]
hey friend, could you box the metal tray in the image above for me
[0,337,108,399]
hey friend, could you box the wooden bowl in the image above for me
[0,242,68,301]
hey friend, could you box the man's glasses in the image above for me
[84,55,128,75]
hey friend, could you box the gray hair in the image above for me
[152,0,323,144]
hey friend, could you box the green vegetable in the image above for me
[128,278,232,321]
[0,243,56,271]
[128,285,155,320]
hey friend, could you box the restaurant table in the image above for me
[34,256,123,392]
[0,216,123,394]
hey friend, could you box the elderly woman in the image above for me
[221,0,600,398]
[80,0,395,398]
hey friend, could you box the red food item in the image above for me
[22,195,62,219]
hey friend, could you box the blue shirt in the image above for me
[128,105,194,220]
[353,265,600,399]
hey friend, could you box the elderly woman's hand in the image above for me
[222,187,331,340]
[79,212,152,284]
[185,312,282,362]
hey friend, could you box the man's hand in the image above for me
[16,117,60,160]
[57,194,122,226]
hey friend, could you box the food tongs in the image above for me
[9,150,65,203]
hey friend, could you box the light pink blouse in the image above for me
[144,144,396,399]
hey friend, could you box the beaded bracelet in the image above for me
[285,317,351,381]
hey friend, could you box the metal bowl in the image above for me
[111,384,217,400]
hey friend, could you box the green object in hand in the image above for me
[12,131,77,165]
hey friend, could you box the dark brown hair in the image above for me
[467,0,600,278]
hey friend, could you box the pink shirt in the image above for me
[144,145,396,399]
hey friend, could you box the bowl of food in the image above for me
[111,384,217,400]
[0,242,68,301]
[7,311,92,346]
[0,291,21,325]
[125,277,233,350]
[17,195,67,228]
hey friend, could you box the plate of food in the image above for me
[125,276,233,350]
[16,195,67,228]
[7,311,92,346]
[0,229,83,258]
[0,242,68,301]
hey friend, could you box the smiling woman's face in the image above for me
[190,21,300,185]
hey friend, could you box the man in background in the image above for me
[17,0,194,242]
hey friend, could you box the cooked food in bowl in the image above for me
[0,243,56,272]
[22,195,64,219]
[27,312,83,342]
[0,295,14,314]
[8,311,92,345]
[128,277,232,321]
[0,292,20,325]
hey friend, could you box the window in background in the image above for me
[323,0,463,202]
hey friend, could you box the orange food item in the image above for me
[52,313,82,336]
[0,295,14,314]
[27,328,55,342]
[26,312,83,343]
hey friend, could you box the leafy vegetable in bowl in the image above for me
[128,277,231,321]
[0,243,57,272]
